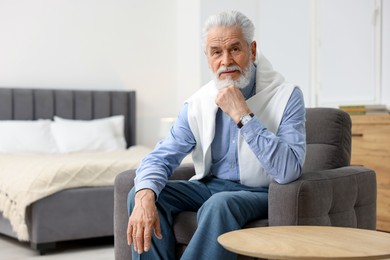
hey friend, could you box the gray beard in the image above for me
[214,63,253,90]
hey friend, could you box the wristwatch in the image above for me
[237,113,254,128]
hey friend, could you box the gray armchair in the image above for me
[114,108,376,260]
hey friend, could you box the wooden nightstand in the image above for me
[350,114,390,232]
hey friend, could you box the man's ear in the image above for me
[251,41,257,62]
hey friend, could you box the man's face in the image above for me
[206,26,256,81]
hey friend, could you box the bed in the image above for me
[0,88,148,254]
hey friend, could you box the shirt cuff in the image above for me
[239,117,266,141]
[135,180,162,199]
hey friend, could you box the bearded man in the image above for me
[127,10,306,260]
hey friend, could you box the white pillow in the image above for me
[0,120,58,154]
[52,115,127,153]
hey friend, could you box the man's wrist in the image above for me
[237,113,254,128]
[135,188,157,201]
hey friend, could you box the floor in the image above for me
[0,235,115,260]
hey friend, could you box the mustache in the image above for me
[216,65,242,77]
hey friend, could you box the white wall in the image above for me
[316,0,379,106]
[0,0,178,147]
[1,1,389,147]
[257,0,311,106]
[383,0,390,107]
[256,0,389,109]
[176,0,201,108]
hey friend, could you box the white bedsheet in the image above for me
[0,145,152,241]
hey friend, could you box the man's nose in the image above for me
[221,51,233,66]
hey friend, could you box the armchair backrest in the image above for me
[302,108,352,173]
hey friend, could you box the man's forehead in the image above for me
[207,26,245,48]
[208,41,242,50]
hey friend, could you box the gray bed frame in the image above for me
[0,88,136,254]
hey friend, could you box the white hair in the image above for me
[202,10,255,52]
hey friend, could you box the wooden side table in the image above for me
[218,226,390,259]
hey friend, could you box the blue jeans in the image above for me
[127,176,268,260]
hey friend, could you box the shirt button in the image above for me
[232,140,235,144]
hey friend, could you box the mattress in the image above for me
[0,145,151,241]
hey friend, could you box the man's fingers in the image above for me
[143,225,153,252]
[154,214,163,240]
[127,219,133,246]
[215,86,249,122]
[135,224,144,254]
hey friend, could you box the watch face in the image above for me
[242,115,252,124]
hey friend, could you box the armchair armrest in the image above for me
[268,166,376,230]
[114,169,135,260]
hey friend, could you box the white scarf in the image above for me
[186,51,295,187]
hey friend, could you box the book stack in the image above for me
[339,104,390,115]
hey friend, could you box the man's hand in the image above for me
[127,189,162,254]
[215,85,251,123]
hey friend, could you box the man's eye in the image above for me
[212,51,221,56]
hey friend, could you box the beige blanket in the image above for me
[0,145,151,241]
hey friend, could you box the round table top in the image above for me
[218,226,390,259]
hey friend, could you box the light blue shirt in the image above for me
[135,64,306,197]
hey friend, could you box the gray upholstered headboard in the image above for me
[0,88,136,147]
